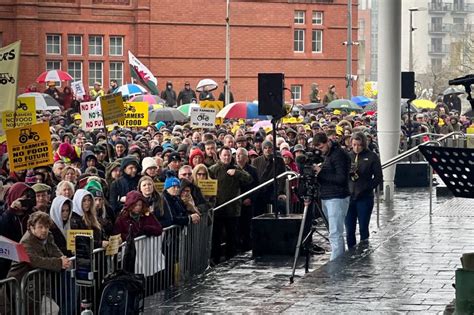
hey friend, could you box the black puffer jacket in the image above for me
[348,149,383,200]
[109,174,140,215]
[317,142,351,200]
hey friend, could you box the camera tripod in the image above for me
[289,197,329,283]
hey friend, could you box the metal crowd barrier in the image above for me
[16,218,213,314]
[0,277,21,315]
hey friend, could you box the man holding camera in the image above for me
[312,132,351,261]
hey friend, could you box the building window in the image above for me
[46,35,61,55]
[68,35,82,56]
[312,30,323,53]
[109,62,123,86]
[291,85,302,100]
[431,58,442,72]
[109,36,124,56]
[46,61,61,86]
[89,61,103,87]
[294,11,305,24]
[294,29,305,52]
[68,61,82,82]
[89,35,103,56]
[312,11,323,25]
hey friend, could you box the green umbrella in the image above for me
[177,103,200,117]
[326,99,362,112]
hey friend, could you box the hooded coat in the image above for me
[49,195,73,256]
[70,189,103,248]
[109,156,141,215]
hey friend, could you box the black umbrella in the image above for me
[300,103,326,111]
[363,100,420,115]
[149,108,187,122]
[123,224,136,273]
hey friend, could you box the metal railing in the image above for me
[17,217,213,314]
[0,277,21,315]
[376,131,466,222]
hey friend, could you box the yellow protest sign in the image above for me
[0,41,21,112]
[197,179,218,196]
[154,182,164,192]
[101,92,124,125]
[282,117,303,124]
[119,102,149,128]
[67,229,93,252]
[467,127,474,148]
[6,122,54,172]
[105,234,122,256]
[200,101,223,125]
[2,97,36,129]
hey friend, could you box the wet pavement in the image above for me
[145,188,472,314]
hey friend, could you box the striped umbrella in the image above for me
[177,103,200,116]
[217,102,269,119]
[116,84,147,97]
[36,70,73,83]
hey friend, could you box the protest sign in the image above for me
[200,100,224,112]
[197,179,218,196]
[101,92,124,125]
[105,234,122,256]
[118,102,148,128]
[80,101,103,131]
[467,127,474,148]
[67,230,94,252]
[2,97,36,129]
[154,182,164,192]
[0,41,21,112]
[71,80,86,98]
[6,122,54,172]
[190,107,216,129]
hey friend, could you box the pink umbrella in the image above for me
[251,120,272,132]
[36,70,73,83]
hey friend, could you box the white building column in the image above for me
[377,0,402,201]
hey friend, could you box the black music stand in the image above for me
[419,146,474,198]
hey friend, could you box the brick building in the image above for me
[0,0,357,103]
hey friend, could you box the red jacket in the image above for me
[113,212,163,242]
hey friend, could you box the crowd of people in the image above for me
[1,82,473,288]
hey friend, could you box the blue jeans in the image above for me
[322,197,350,261]
[345,195,374,249]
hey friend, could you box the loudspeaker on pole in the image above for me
[258,73,285,117]
[401,71,416,99]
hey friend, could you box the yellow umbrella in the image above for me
[412,99,436,109]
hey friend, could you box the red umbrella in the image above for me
[36,70,73,83]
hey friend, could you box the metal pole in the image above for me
[429,165,433,216]
[285,177,291,215]
[225,0,230,106]
[346,0,353,99]
[409,10,413,72]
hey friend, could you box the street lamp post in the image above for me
[225,0,230,106]
[408,8,418,72]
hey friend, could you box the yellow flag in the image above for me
[0,41,21,112]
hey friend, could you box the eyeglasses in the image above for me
[180,173,192,176]
[197,173,206,176]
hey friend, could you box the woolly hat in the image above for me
[151,145,163,156]
[120,155,140,171]
[177,143,188,153]
[84,180,103,198]
[155,121,166,130]
[168,152,181,163]
[141,157,158,175]
[123,190,147,211]
[262,140,273,148]
[281,150,294,160]
[56,142,78,163]
[25,169,37,184]
[279,142,290,152]
[164,176,180,190]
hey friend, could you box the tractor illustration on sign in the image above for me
[124,104,136,113]
[0,73,15,85]
[16,100,28,111]
[19,128,40,143]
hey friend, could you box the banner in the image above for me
[128,51,159,95]
[0,41,21,112]
[80,101,103,131]
[197,179,218,196]
[6,122,54,172]
[118,102,148,128]
[0,236,30,262]
[2,97,36,129]
[190,107,216,129]
[67,229,93,252]
[101,92,125,125]
[71,80,86,98]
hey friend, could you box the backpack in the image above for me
[98,270,145,315]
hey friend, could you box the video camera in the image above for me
[298,149,324,199]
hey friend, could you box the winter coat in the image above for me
[49,195,73,256]
[160,88,177,107]
[162,190,191,226]
[109,174,140,215]
[252,154,287,198]
[208,162,253,217]
[70,189,103,248]
[113,212,163,242]
[177,88,197,105]
[348,148,383,201]
[317,142,351,200]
